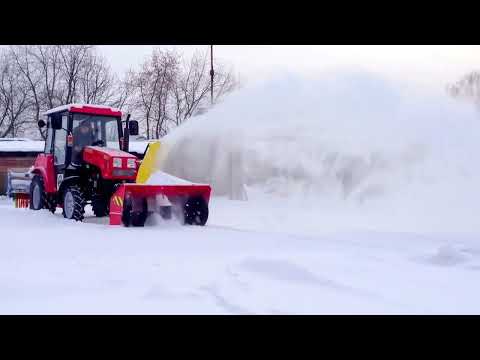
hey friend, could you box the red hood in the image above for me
[84,146,137,160]
[83,146,139,180]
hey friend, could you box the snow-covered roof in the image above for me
[42,104,122,116]
[0,138,44,152]
[0,137,32,142]
[0,138,152,154]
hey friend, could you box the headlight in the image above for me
[127,158,136,169]
[113,157,122,168]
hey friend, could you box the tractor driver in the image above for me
[71,119,94,165]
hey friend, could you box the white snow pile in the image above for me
[145,170,193,186]
[42,103,121,115]
[159,71,480,214]
[0,138,44,152]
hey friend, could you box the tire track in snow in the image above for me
[198,284,255,315]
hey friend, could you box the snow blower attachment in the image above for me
[20,104,211,227]
[109,183,211,227]
[110,139,212,227]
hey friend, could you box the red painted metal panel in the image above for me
[82,146,138,180]
[32,154,56,193]
[109,184,126,225]
[108,183,212,226]
[69,106,122,117]
[121,183,212,203]
[84,146,137,159]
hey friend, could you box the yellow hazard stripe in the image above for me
[112,195,124,207]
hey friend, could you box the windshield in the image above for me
[71,113,121,165]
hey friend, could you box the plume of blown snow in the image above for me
[158,69,480,214]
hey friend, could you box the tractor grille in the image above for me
[112,169,136,177]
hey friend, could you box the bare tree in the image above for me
[33,45,63,109]
[170,49,239,127]
[127,48,239,139]
[211,61,238,105]
[176,50,211,122]
[4,45,239,140]
[0,51,32,138]
[151,50,178,138]
[130,49,179,139]
[77,50,116,105]
[108,70,134,111]
[8,45,119,139]
[9,45,44,138]
[57,45,92,104]
[447,71,480,109]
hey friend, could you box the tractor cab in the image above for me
[30,104,140,221]
[38,104,138,169]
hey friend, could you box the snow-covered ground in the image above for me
[1,191,479,315]
[2,71,480,314]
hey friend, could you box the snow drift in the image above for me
[155,70,480,219]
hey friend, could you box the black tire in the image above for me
[183,196,209,226]
[29,175,45,210]
[29,175,57,213]
[131,209,148,227]
[62,185,86,221]
[159,206,172,220]
[122,198,148,227]
[92,195,109,217]
[45,193,57,214]
[121,198,133,227]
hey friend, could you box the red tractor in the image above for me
[28,104,211,227]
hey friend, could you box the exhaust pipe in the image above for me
[123,113,131,153]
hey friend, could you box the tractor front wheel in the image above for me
[62,185,86,221]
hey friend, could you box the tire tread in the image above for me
[62,185,86,221]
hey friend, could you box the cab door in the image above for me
[51,113,69,189]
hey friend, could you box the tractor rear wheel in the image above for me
[62,185,86,221]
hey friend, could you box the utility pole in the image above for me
[210,45,214,105]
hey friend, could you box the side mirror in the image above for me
[37,119,46,128]
[51,114,62,130]
[128,120,139,136]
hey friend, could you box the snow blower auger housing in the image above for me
[25,104,211,227]
[109,183,211,227]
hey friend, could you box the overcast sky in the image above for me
[98,45,480,90]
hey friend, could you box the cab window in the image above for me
[53,114,68,165]
[44,119,53,154]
